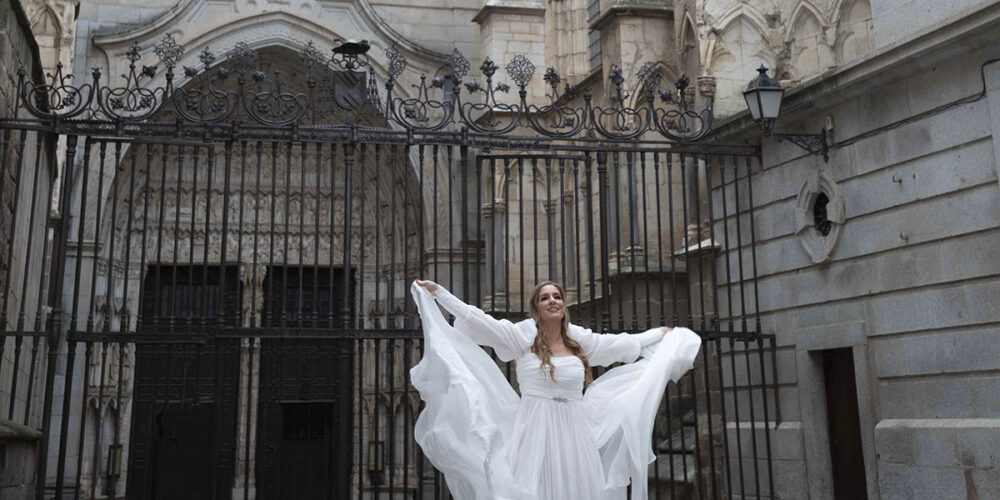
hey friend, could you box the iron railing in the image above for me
[0,34,779,500]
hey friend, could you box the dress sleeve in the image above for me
[633,327,666,347]
[570,325,659,367]
[431,286,530,362]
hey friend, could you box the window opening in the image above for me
[814,192,831,236]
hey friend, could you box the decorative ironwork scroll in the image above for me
[18,62,96,119]
[14,34,717,141]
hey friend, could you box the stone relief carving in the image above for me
[699,0,873,117]
[23,0,77,75]
[81,137,422,311]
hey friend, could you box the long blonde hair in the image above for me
[528,281,593,385]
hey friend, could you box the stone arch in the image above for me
[626,60,679,111]
[710,10,776,70]
[679,10,700,77]
[484,157,561,304]
[493,157,549,202]
[28,5,66,71]
[83,46,424,335]
[91,2,446,103]
[95,401,118,493]
[81,401,102,485]
[785,0,832,81]
[783,1,827,42]
[30,6,62,37]
[707,10,777,117]
[833,0,874,64]
[71,2,465,278]
[71,4,450,241]
[713,6,772,44]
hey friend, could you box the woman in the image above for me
[410,279,702,500]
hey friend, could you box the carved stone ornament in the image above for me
[793,169,845,263]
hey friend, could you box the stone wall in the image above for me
[475,3,548,104]
[0,1,49,498]
[22,0,76,78]
[0,418,42,500]
[698,0,876,118]
[871,0,994,48]
[70,0,480,90]
[0,0,52,431]
[11,0,999,498]
[711,2,1000,498]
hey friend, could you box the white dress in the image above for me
[409,283,702,500]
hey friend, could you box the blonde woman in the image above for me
[410,279,702,500]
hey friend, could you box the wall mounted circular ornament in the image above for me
[793,169,845,263]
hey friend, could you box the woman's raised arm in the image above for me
[570,325,671,366]
[415,280,529,361]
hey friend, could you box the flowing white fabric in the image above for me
[409,283,702,500]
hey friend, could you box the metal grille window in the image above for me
[587,0,602,71]
[261,266,350,327]
[814,192,832,236]
[140,265,240,328]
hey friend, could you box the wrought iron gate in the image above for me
[0,35,779,500]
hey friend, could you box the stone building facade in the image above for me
[0,1,55,498]
[4,0,998,498]
[711,1,1000,498]
[2,0,54,434]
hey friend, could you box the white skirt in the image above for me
[409,283,702,500]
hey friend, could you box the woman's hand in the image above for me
[415,280,439,294]
[660,326,673,336]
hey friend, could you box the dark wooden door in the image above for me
[128,265,241,500]
[277,403,335,500]
[256,266,355,499]
[151,406,215,500]
[822,348,869,500]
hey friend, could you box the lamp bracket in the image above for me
[773,128,829,162]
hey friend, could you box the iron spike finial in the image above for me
[385,44,407,81]
[445,48,470,82]
[505,55,535,89]
[154,33,184,70]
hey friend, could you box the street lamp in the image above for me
[331,39,371,70]
[743,65,829,162]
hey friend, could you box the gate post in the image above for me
[36,133,77,500]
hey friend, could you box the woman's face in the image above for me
[536,284,565,323]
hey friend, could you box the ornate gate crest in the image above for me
[317,71,367,114]
[14,34,718,143]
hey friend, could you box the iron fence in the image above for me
[0,34,778,500]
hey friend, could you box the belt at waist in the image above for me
[521,391,582,403]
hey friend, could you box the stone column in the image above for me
[686,77,716,247]
[985,61,1000,191]
[561,191,577,298]
[481,203,494,304]
[232,263,266,499]
[542,198,558,281]
[592,0,676,97]
[473,0,548,105]
[483,201,508,312]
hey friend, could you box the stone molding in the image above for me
[588,3,674,31]
[985,60,1000,192]
[93,0,448,62]
[89,0,448,106]
[472,2,546,24]
[793,168,845,264]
